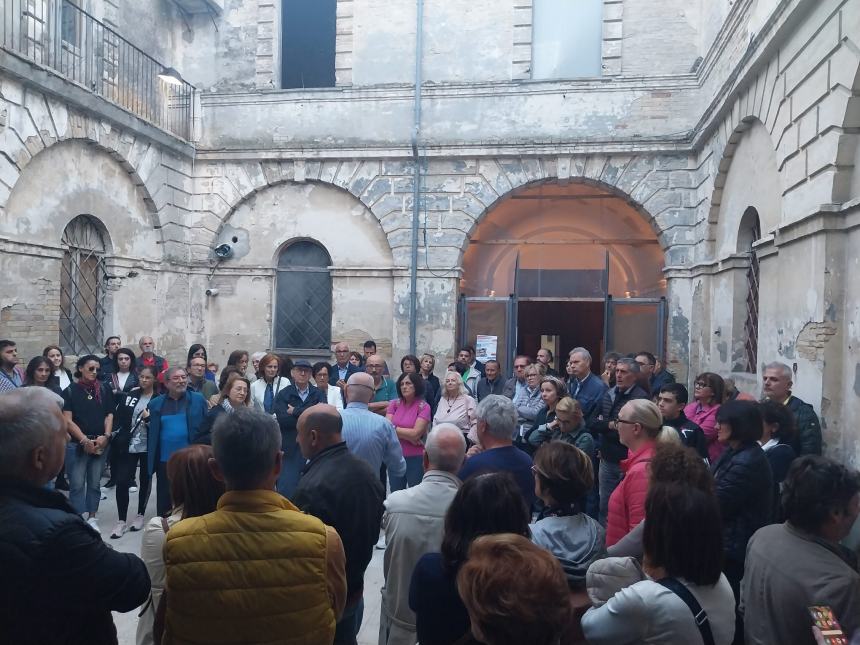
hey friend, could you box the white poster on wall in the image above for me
[476,335,498,361]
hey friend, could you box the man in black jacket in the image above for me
[273,359,325,498]
[294,405,385,645]
[475,359,506,401]
[0,387,150,645]
[762,361,822,456]
[656,383,709,460]
[588,357,649,525]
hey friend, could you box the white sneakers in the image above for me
[86,516,100,532]
[129,514,145,532]
[110,521,127,539]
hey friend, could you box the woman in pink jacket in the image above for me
[605,400,675,547]
[684,372,726,463]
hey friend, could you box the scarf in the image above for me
[264,378,276,414]
[78,379,101,403]
[221,399,234,414]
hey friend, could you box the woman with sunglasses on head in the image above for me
[62,355,115,532]
[110,366,157,538]
[107,347,139,395]
[103,347,139,489]
[188,344,216,382]
[43,344,74,393]
[685,372,726,463]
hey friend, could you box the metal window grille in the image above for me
[742,220,761,373]
[275,241,333,350]
[1,0,194,140]
[60,215,107,355]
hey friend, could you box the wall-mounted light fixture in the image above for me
[158,67,184,86]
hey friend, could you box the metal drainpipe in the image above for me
[408,0,424,357]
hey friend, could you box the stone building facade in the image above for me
[0,0,858,465]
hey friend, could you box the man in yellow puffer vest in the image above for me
[163,407,347,645]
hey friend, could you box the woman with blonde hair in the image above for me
[528,395,596,458]
[433,370,478,443]
[605,399,676,547]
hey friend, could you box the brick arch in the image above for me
[0,90,167,233]
[209,175,394,267]
[455,154,696,268]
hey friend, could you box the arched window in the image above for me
[60,215,108,354]
[275,240,332,350]
[738,207,761,373]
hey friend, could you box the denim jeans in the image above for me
[388,455,423,492]
[276,447,306,500]
[598,459,623,526]
[334,598,364,645]
[68,444,108,515]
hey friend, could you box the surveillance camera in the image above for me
[214,243,233,259]
[205,288,219,297]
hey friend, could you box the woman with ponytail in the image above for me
[604,399,675,547]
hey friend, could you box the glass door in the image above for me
[604,296,668,359]
[458,295,517,376]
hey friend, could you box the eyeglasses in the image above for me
[611,417,638,426]
[694,381,708,388]
[530,465,548,478]
[84,366,98,372]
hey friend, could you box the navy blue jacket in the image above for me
[273,384,325,458]
[570,372,609,422]
[328,362,361,387]
[711,442,774,563]
[146,390,208,474]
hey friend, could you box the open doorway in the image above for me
[458,180,666,376]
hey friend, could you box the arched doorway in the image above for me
[458,181,667,375]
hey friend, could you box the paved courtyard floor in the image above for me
[90,480,384,645]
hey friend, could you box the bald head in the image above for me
[297,404,343,460]
[0,388,66,484]
[424,424,467,474]
[346,372,375,403]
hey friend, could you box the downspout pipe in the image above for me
[408,0,424,357]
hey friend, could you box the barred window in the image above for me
[60,215,108,355]
[275,240,332,350]
[739,207,761,373]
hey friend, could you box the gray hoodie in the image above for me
[530,513,606,588]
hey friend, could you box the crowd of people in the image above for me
[0,334,858,645]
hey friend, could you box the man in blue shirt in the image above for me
[567,347,609,422]
[458,394,535,506]
[340,372,406,479]
[147,366,208,515]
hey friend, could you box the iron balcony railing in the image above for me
[1,0,193,140]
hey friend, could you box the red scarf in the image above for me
[78,378,101,403]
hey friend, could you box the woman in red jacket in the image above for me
[605,399,675,547]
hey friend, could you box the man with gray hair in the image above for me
[567,347,608,421]
[458,394,535,505]
[163,407,346,644]
[0,388,150,644]
[762,361,822,456]
[146,365,209,515]
[379,424,467,645]
[589,356,649,525]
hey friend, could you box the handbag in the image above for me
[657,577,715,645]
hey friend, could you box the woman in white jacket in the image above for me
[581,482,736,645]
[312,361,344,410]
[249,353,290,414]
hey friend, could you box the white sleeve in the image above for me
[580,582,651,645]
